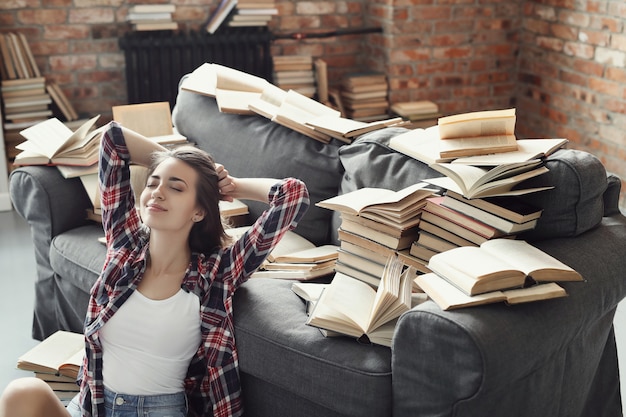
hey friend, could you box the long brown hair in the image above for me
[149,146,231,253]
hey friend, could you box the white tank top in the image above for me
[100,288,201,395]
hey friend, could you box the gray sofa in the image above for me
[9,77,626,417]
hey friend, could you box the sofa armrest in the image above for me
[9,166,93,281]
[603,174,622,216]
[392,214,626,417]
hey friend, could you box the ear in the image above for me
[193,210,205,223]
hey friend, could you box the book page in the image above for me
[429,163,489,194]
[18,118,73,158]
[113,103,173,137]
[388,125,447,165]
[215,88,261,115]
[311,272,376,334]
[452,138,568,165]
[214,65,269,92]
[17,331,84,373]
[180,63,218,96]
[281,89,340,119]
[57,115,101,154]
[438,108,516,139]
[271,244,338,263]
[415,273,507,310]
[479,239,582,281]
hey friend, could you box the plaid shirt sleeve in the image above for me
[79,121,145,417]
[185,178,310,417]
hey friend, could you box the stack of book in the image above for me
[0,32,52,123]
[340,72,389,122]
[317,183,437,286]
[227,0,278,28]
[126,4,178,31]
[390,100,442,129]
[414,238,583,310]
[16,330,83,403]
[272,55,316,98]
[226,226,339,280]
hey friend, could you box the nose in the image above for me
[151,184,164,200]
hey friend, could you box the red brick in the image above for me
[433,46,472,59]
[390,47,431,62]
[524,18,551,35]
[536,36,564,52]
[0,0,40,9]
[558,10,591,28]
[296,1,336,15]
[563,41,594,59]
[17,9,67,24]
[606,67,626,83]
[611,34,626,52]
[279,15,320,30]
[550,23,578,41]
[590,16,623,33]
[43,25,90,40]
[49,54,98,72]
[412,5,452,20]
[69,8,114,24]
[589,77,624,98]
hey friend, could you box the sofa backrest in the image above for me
[172,82,344,245]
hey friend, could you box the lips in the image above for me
[146,202,167,212]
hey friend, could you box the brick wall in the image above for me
[516,0,626,210]
[1,0,625,209]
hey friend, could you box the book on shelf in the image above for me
[316,183,436,226]
[425,159,551,199]
[306,256,412,347]
[444,190,543,224]
[14,115,102,167]
[415,273,567,310]
[391,100,439,117]
[440,194,539,234]
[46,81,79,121]
[423,197,506,240]
[17,330,84,380]
[436,108,519,159]
[132,21,179,31]
[450,138,569,166]
[112,102,187,145]
[205,0,238,33]
[427,238,583,296]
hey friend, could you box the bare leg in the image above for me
[0,377,71,417]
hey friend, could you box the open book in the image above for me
[305,115,405,144]
[427,239,583,296]
[17,330,84,379]
[225,226,338,280]
[112,102,187,145]
[306,256,413,347]
[415,273,568,310]
[425,159,552,199]
[316,183,436,228]
[437,108,519,158]
[387,124,451,165]
[14,115,101,166]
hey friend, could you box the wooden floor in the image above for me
[1,208,626,412]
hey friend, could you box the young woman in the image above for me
[0,121,309,417]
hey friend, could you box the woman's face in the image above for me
[139,157,203,233]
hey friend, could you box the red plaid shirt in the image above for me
[78,122,309,417]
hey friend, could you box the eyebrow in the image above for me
[149,174,188,186]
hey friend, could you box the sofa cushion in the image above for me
[518,149,607,241]
[50,225,106,294]
[172,82,344,246]
[233,278,392,417]
[333,127,443,243]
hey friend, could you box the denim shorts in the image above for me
[66,389,188,417]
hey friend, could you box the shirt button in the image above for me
[116,397,125,405]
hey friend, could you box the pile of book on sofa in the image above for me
[292,107,585,346]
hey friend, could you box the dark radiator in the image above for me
[119,28,273,109]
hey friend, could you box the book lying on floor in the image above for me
[306,255,413,347]
[425,160,551,199]
[436,108,519,159]
[415,273,568,310]
[17,330,84,379]
[427,238,583,296]
[14,115,101,166]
